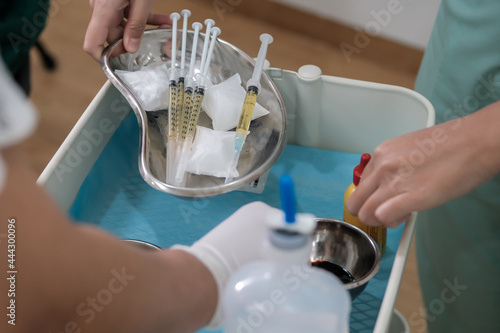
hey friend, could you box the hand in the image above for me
[346,101,500,228]
[84,0,171,61]
[172,201,277,328]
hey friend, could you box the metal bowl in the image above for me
[311,218,381,299]
[122,239,161,251]
[101,29,286,197]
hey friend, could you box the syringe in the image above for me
[166,12,180,184]
[187,25,220,140]
[225,33,274,184]
[180,21,205,141]
[175,9,191,140]
[174,26,221,185]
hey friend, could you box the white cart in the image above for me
[39,64,434,333]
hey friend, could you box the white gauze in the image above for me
[202,74,269,131]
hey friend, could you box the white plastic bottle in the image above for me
[222,175,351,333]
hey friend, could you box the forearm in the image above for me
[0,148,216,332]
[46,227,217,333]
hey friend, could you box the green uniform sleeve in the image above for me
[0,0,50,75]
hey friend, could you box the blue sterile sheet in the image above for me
[69,113,404,333]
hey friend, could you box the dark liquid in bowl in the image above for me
[311,261,356,284]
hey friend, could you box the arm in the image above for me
[83,0,171,61]
[0,55,274,331]
[346,100,500,228]
[0,147,216,333]
[0,146,274,332]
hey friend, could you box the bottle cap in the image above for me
[280,174,296,224]
[353,153,371,186]
[266,175,316,249]
[268,229,308,249]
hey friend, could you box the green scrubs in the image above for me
[0,0,50,74]
[414,1,500,332]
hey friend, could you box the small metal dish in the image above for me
[101,29,286,197]
[122,239,161,251]
[311,218,381,299]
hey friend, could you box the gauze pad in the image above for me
[187,126,239,178]
[202,74,269,131]
[116,66,170,111]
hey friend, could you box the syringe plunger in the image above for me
[246,33,274,91]
[180,9,191,71]
[201,27,221,77]
[187,22,203,83]
[199,19,215,76]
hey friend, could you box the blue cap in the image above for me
[279,174,296,224]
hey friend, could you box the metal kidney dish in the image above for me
[101,29,286,197]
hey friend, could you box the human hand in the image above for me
[84,0,171,61]
[172,201,277,328]
[346,103,500,228]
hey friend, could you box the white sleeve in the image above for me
[0,59,38,192]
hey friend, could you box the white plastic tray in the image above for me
[39,65,434,333]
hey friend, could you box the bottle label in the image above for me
[344,206,387,254]
[364,225,387,254]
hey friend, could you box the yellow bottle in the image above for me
[343,153,387,254]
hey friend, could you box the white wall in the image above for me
[271,0,441,49]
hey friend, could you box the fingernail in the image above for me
[127,38,141,53]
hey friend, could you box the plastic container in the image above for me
[343,153,387,253]
[222,175,351,333]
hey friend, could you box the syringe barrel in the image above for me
[228,82,259,183]
[235,86,259,137]
[167,80,178,139]
[177,69,187,80]
[180,87,193,139]
[195,75,210,89]
[175,78,185,140]
[168,67,178,82]
[185,87,205,138]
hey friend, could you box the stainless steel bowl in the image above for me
[311,218,381,299]
[122,239,161,251]
[101,29,286,197]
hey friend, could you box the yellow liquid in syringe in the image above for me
[185,88,205,139]
[168,83,178,139]
[181,89,193,140]
[176,80,185,139]
[236,88,258,137]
